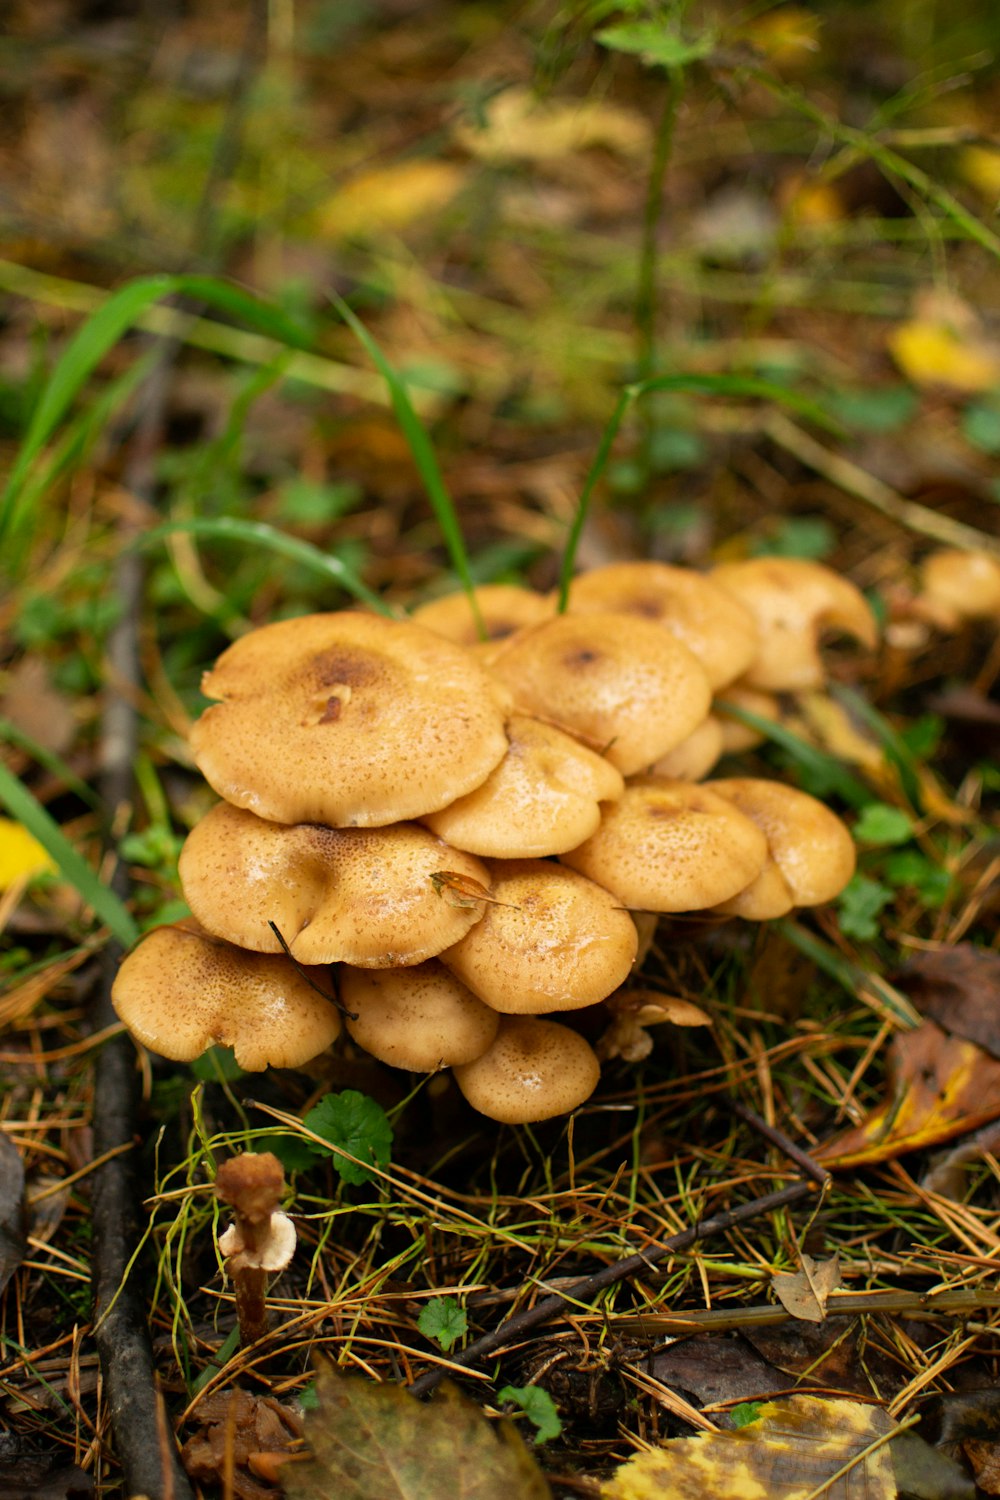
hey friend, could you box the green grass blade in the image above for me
[141,517,395,617]
[714,699,872,809]
[0,717,100,809]
[331,293,485,639]
[0,761,138,947]
[831,684,924,812]
[776,918,920,1029]
[557,373,843,610]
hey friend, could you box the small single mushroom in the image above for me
[649,715,724,781]
[561,776,768,912]
[710,559,877,692]
[341,959,500,1071]
[708,777,857,920]
[421,714,624,857]
[918,548,1000,626]
[564,561,760,688]
[189,611,511,827]
[452,1015,601,1123]
[440,858,638,1013]
[215,1152,296,1346]
[485,612,712,775]
[411,584,554,646]
[597,988,712,1063]
[111,922,340,1069]
[178,802,490,966]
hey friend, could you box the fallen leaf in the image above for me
[455,87,649,162]
[961,1439,1000,1495]
[892,944,1000,1058]
[649,1337,785,1409]
[817,1022,1000,1168]
[284,1364,552,1500]
[957,145,1000,203]
[181,1388,303,1500]
[0,818,56,889]
[600,1395,895,1499]
[772,1254,842,1323]
[0,1456,93,1499]
[0,1134,26,1295]
[1,659,76,756]
[316,160,466,239]
[888,292,1000,392]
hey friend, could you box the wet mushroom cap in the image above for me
[440,858,637,1013]
[485,612,712,775]
[713,684,780,753]
[561,776,769,912]
[710,559,877,692]
[341,959,500,1071]
[649,715,724,782]
[708,777,857,918]
[452,1015,601,1123]
[178,801,491,966]
[189,611,511,827]
[564,561,760,688]
[111,923,340,1070]
[920,548,1000,622]
[422,715,624,857]
[411,585,554,646]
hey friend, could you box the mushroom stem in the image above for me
[214,1152,296,1348]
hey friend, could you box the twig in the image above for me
[730,1099,831,1188]
[612,1285,1000,1335]
[406,1179,816,1397]
[765,411,1000,559]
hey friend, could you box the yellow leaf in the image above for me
[601,1395,895,1500]
[888,319,1000,393]
[957,145,1000,203]
[742,8,822,71]
[316,160,466,239]
[455,88,649,162]
[0,818,55,889]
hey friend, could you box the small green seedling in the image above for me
[417,1296,467,1352]
[498,1384,563,1445]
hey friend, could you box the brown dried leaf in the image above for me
[601,1395,895,1500]
[771,1254,842,1323]
[181,1389,303,1500]
[817,1021,1000,1168]
[892,944,1000,1059]
[284,1365,552,1500]
[0,1134,26,1295]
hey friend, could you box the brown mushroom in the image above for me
[649,715,724,781]
[710,559,877,692]
[708,777,857,919]
[919,548,1000,626]
[189,611,511,827]
[111,923,340,1070]
[341,959,500,1071]
[564,561,760,688]
[178,802,491,966]
[411,584,554,646]
[561,776,768,912]
[440,858,637,1013]
[714,684,781,753]
[421,714,624,857]
[452,1015,601,1123]
[485,612,712,775]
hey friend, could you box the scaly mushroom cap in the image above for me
[341,959,500,1071]
[111,923,340,1070]
[561,776,769,912]
[485,612,712,775]
[189,612,511,827]
[708,777,857,919]
[441,859,637,1013]
[178,802,490,966]
[564,562,760,688]
[411,585,554,646]
[710,559,877,692]
[649,715,724,781]
[714,684,780,753]
[421,715,624,857]
[453,1015,601,1123]
[920,548,1000,624]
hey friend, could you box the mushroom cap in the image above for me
[708,777,857,918]
[111,923,340,1070]
[178,802,490,966]
[453,1015,601,1123]
[421,714,624,857]
[710,559,878,692]
[713,684,780,753]
[342,959,500,1072]
[485,612,712,775]
[564,562,760,688]
[649,715,724,781]
[920,548,1000,623]
[561,776,769,912]
[218,1213,297,1273]
[411,585,554,646]
[440,858,638,1013]
[189,611,511,827]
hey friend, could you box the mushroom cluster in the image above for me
[113,559,873,1123]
